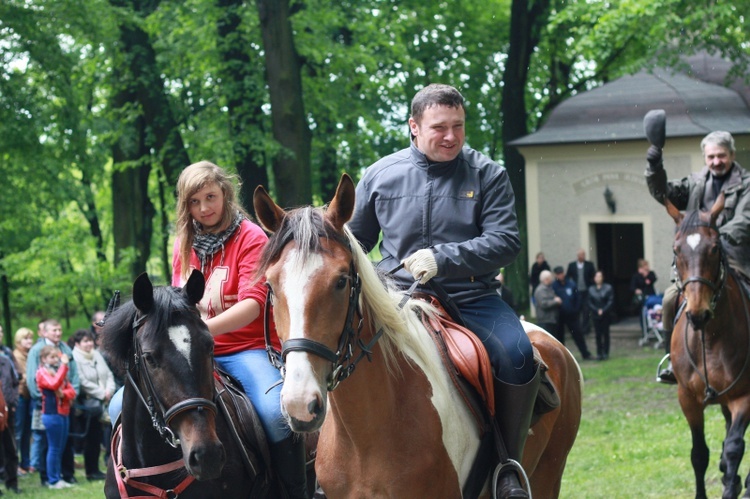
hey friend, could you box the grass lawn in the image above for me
[16,454,104,498]
[559,323,727,498]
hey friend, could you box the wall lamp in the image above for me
[603,185,616,214]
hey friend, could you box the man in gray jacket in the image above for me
[349,83,539,499]
[533,270,561,335]
[646,130,750,383]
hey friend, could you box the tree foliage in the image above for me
[1,0,748,331]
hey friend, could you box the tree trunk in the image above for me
[501,0,551,311]
[256,0,312,207]
[216,0,269,215]
[109,0,190,279]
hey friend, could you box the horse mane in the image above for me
[257,204,440,376]
[99,284,196,376]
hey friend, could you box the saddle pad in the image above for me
[418,295,495,418]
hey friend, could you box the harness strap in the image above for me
[112,424,195,499]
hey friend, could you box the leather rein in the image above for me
[262,235,415,392]
[675,224,750,404]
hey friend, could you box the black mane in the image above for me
[99,284,199,375]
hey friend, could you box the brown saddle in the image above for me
[416,294,559,433]
[416,294,495,431]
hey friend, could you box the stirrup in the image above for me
[492,459,531,499]
[655,354,676,384]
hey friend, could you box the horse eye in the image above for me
[336,276,348,290]
[710,245,719,255]
[142,352,157,368]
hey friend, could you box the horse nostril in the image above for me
[307,393,324,417]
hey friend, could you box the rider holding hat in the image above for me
[646,131,750,383]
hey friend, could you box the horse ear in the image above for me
[326,174,356,231]
[185,269,205,305]
[665,198,684,225]
[709,191,726,225]
[253,185,286,233]
[132,273,154,314]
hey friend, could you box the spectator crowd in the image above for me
[0,312,117,493]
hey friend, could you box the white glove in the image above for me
[402,249,438,284]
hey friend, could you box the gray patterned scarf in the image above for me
[192,211,244,268]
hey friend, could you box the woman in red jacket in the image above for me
[36,345,76,490]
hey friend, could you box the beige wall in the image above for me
[519,135,750,295]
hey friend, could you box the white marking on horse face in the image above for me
[279,249,327,423]
[686,233,701,250]
[168,325,192,369]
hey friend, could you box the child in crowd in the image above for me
[35,346,76,490]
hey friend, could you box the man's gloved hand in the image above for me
[402,249,438,284]
[647,145,663,170]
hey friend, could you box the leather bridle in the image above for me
[263,255,386,392]
[673,222,727,314]
[127,313,218,448]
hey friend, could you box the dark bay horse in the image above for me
[100,271,271,498]
[667,193,750,499]
[253,174,582,498]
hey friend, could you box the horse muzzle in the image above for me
[686,309,713,331]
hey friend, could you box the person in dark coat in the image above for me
[588,271,615,361]
[529,252,551,299]
[553,266,592,360]
[0,349,21,493]
[566,249,596,335]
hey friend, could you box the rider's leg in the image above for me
[657,284,678,384]
[461,296,537,499]
[216,350,308,499]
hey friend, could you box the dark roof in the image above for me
[510,61,750,147]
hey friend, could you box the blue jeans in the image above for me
[108,388,123,427]
[41,414,69,485]
[216,349,290,444]
[459,294,535,385]
[108,350,290,444]
[15,395,32,470]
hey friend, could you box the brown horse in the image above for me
[667,193,750,499]
[253,174,582,498]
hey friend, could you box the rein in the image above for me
[112,424,195,499]
[263,240,416,391]
[128,313,218,448]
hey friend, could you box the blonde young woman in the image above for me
[13,327,34,475]
[173,161,306,497]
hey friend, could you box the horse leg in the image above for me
[679,390,709,499]
[721,405,732,475]
[721,409,748,499]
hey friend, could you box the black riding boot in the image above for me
[270,436,308,499]
[493,367,541,499]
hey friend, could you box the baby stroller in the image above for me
[638,294,665,349]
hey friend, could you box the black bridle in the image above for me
[127,313,218,447]
[263,256,386,392]
[673,223,727,313]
